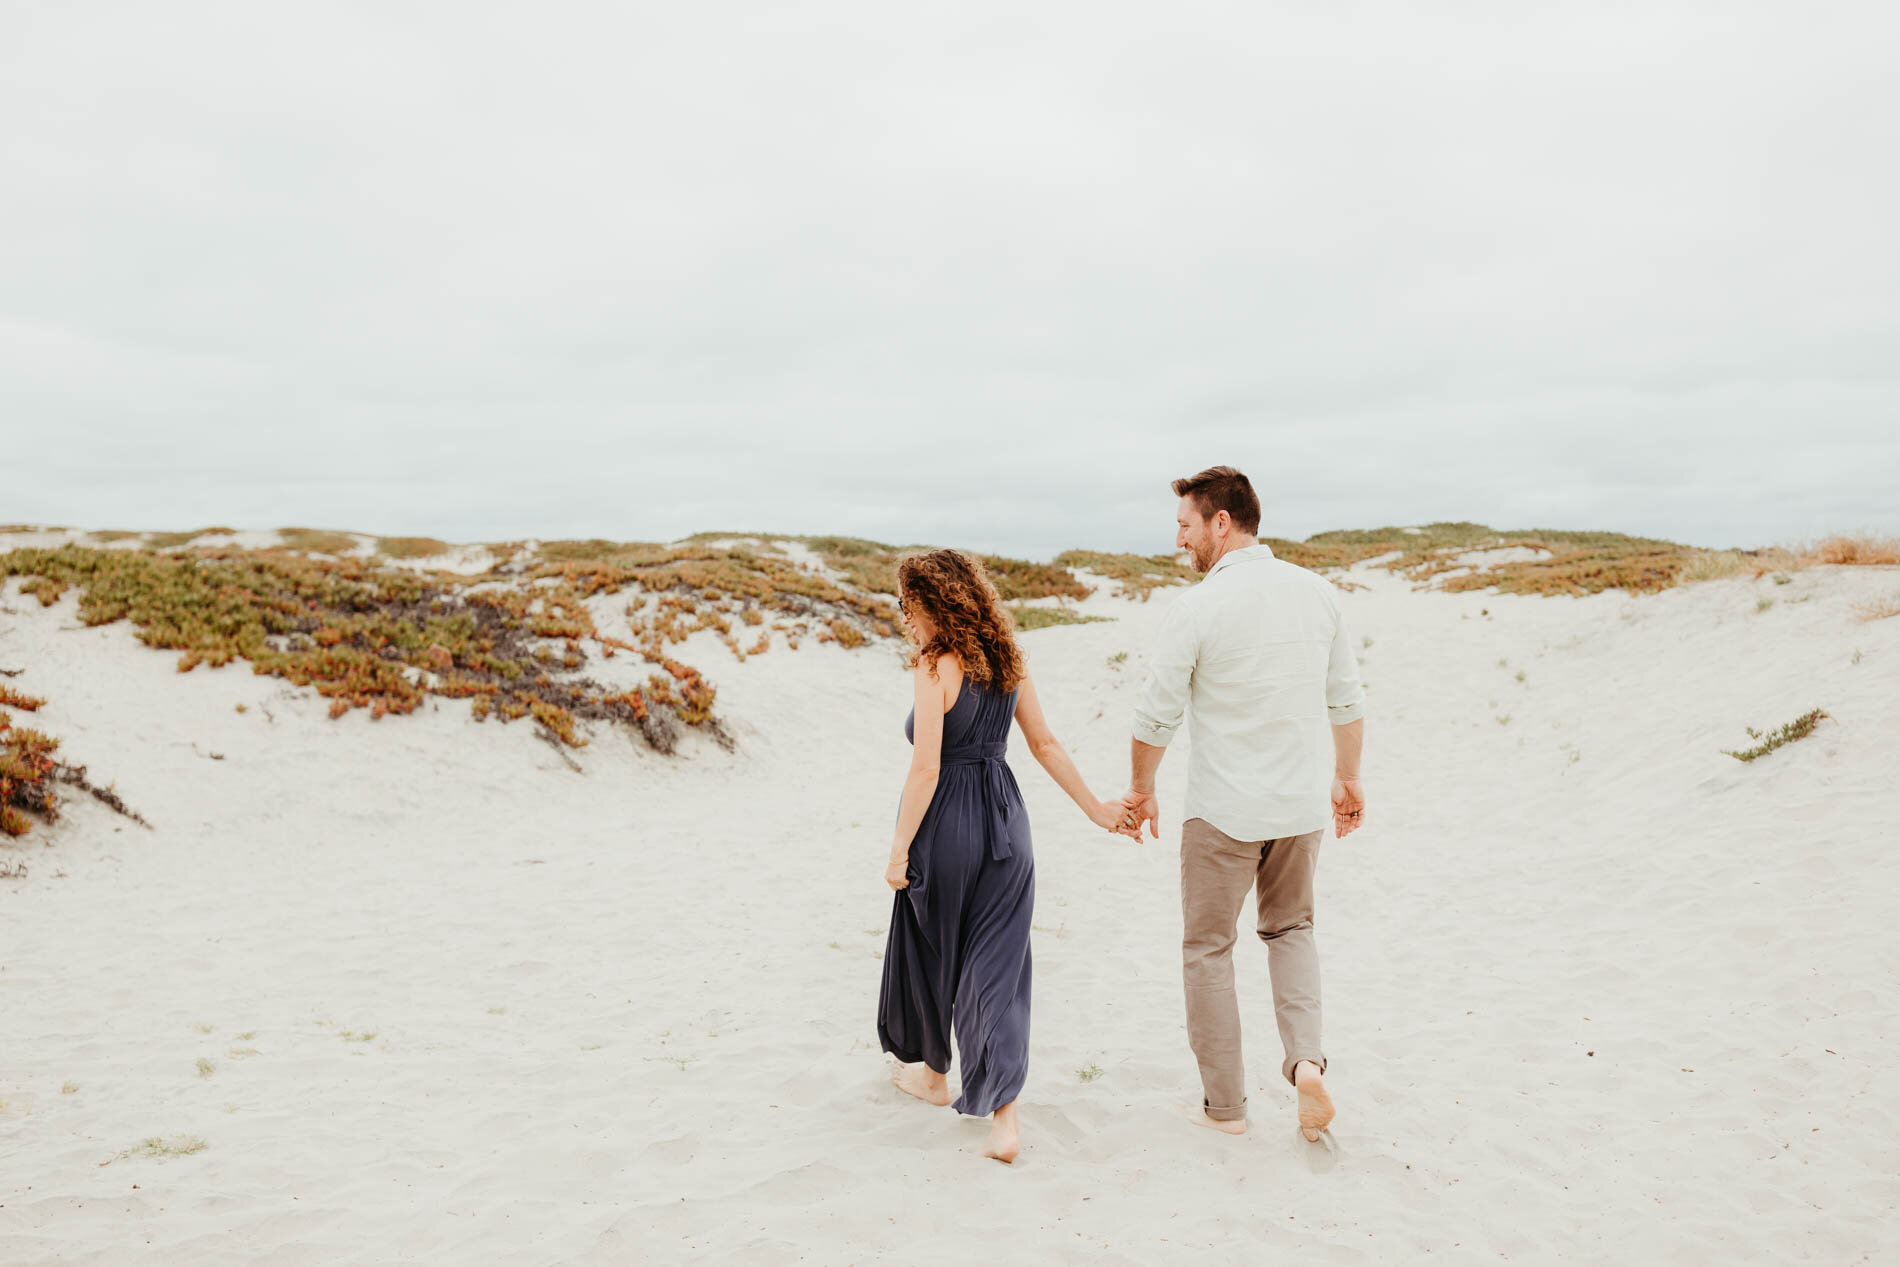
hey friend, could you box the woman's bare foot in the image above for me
[1178,1102,1247,1135]
[892,1061,951,1106]
[983,1100,1020,1163]
[1294,1061,1335,1141]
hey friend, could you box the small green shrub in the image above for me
[1722,709,1828,762]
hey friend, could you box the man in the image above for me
[1120,465,1367,1141]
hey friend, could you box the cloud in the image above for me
[4,1,1896,554]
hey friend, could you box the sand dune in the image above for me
[2,551,1897,1264]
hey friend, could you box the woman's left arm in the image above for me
[1014,674,1125,833]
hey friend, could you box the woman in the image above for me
[877,548,1127,1164]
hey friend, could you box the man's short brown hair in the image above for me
[1171,465,1261,535]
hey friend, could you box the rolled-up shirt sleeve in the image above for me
[1132,601,1197,747]
[1325,601,1366,725]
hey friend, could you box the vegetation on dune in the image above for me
[1809,536,1900,567]
[0,544,729,754]
[1007,604,1113,630]
[1052,550,1194,600]
[0,537,919,758]
[279,528,362,555]
[146,528,236,549]
[1,713,59,838]
[1722,709,1828,763]
[2,519,1885,794]
[680,533,1091,602]
[1438,544,1689,597]
[375,536,452,559]
[0,694,146,844]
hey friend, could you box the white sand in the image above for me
[2,558,1897,1263]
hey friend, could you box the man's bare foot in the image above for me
[891,1061,951,1106]
[1177,1102,1247,1135]
[1294,1061,1335,1141]
[983,1101,1020,1163]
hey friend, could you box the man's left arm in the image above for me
[1325,597,1368,835]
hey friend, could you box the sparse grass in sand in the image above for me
[339,1030,377,1043]
[645,1053,698,1071]
[195,1057,216,1078]
[1077,1063,1104,1082]
[61,1080,79,1094]
[488,1006,506,1015]
[376,536,451,559]
[1757,597,1776,612]
[0,857,26,880]
[1008,604,1112,631]
[119,1135,209,1161]
[1851,594,1900,622]
[1723,709,1829,763]
[1106,651,1127,670]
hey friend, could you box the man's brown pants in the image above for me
[1180,817,1327,1122]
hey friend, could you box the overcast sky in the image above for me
[4,2,1895,558]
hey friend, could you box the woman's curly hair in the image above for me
[897,549,1026,694]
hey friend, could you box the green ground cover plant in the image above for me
[1722,709,1828,762]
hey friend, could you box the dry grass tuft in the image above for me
[1805,536,1900,567]
[1851,593,1900,622]
[1679,550,1752,583]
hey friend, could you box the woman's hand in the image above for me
[1087,797,1131,835]
[884,856,910,890]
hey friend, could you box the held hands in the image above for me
[1332,775,1366,838]
[1110,789,1159,841]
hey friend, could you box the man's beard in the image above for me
[1190,540,1216,572]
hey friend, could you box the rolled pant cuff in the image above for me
[1282,1054,1327,1086]
[1203,1097,1247,1122]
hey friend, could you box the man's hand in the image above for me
[1331,776,1365,838]
[1120,790,1161,840]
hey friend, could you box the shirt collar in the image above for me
[1205,541,1275,578]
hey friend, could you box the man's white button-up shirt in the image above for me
[1131,543,1366,841]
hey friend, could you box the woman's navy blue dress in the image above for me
[878,675,1034,1118]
